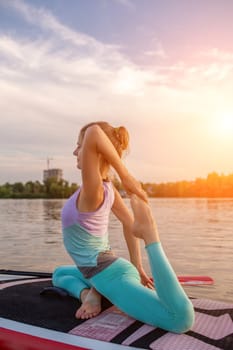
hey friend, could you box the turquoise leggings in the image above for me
[52,242,194,333]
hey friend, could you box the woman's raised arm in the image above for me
[84,125,147,202]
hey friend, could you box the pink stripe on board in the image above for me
[122,324,156,346]
[70,306,135,342]
[192,298,233,310]
[0,278,51,290]
[150,333,220,350]
[192,312,233,340]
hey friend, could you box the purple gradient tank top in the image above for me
[62,181,115,236]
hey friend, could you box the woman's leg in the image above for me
[52,265,102,319]
[52,265,91,299]
[90,196,194,333]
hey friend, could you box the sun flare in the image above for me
[218,113,233,133]
[211,112,233,139]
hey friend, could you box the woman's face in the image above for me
[73,133,84,169]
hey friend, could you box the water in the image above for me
[0,198,232,302]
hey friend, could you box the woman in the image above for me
[53,121,194,333]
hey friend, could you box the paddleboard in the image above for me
[0,270,232,350]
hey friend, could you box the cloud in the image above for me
[6,0,123,59]
[200,48,233,61]
[2,1,233,95]
[197,48,233,81]
[1,1,157,97]
[1,0,233,183]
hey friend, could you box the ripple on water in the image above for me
[0,198,232,302]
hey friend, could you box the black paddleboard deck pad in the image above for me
[0,271,232,349]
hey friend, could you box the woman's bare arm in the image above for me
[112,188,153,288]
[82,125,147,201]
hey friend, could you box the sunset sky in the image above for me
[0,0,233,185]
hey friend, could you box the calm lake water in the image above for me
[0,198,232,303]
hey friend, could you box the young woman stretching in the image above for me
[52,122,194,333]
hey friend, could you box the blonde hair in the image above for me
[79,121,129,177]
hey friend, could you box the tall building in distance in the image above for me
[43,157,63,182]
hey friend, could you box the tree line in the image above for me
[0,172,232,199]
[142,172,233,198]
[0,178,79,199]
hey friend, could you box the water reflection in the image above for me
[0,198,232,302]
[41,200,64,244]
[42,199,63,221]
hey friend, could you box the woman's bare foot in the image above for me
[130,194,160,245]
[75,287,102,319]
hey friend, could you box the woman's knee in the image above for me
[52,265,76,286]
[52,266,65,286]
[173,301,195,333]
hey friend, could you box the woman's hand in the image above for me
[121,173,148,202]
[138,267,154,289]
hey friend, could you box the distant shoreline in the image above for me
[0,195,233,199]
[0,171,233,199]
